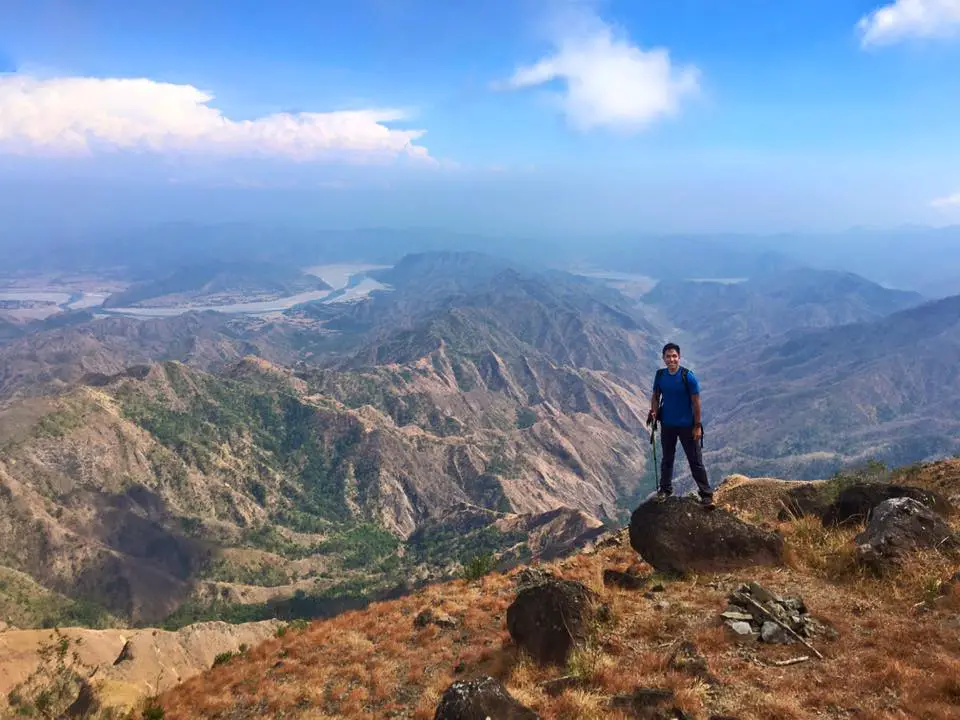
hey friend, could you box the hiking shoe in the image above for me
[654,490,672,503]
[700,495,716,510]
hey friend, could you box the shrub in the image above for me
[463,552,496,581]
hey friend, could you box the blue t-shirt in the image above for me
[654,367,701,427]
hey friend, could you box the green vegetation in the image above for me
[241,524,313,560]
[33,407,85,439]
[515,407,538,430]
[6,630,88,719]
[275,618,310,637]
[212,651,235,667]
[314,524,400,570]
[0,569,115,630]
[160,578,382,630]
[409,523,525,567]
[450,360,476,391]
[462,552,496,580]
[40,598,114,629]
[118,367,365,526]
[204,559,294,587]
[821,458,891,503]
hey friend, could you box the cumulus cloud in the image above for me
[0,75,431,163]
[931,191,960,207]
[858,0,960,46]
[497,5,699,132]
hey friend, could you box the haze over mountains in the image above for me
[5,222,960,296]
[2,228,958,635]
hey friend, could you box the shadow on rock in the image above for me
[434,676,539,720]
[629,497,784,575]
[506,577,602,665]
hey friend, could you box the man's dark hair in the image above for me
[662,342,681,356]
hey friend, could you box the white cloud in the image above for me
[931,191,960,207]
[858,0,960,46]
[497,6,699,132]
[0,74,431,163]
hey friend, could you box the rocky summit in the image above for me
[628,496,786,575]
[56,459,950,720]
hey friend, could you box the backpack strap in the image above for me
[679,366,704,446]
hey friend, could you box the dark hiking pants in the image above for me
[659,425,712,498]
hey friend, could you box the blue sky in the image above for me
[1,0,960,235]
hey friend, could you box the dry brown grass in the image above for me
[156,463,960,719]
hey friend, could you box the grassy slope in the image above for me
[152,461,960,719]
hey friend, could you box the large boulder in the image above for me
[506,578,600,665]
[629,497,785,575]
[433,677,539,720]
[823,483,952,526]
[854,497,958,570]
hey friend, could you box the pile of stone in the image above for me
[721,581,825,645]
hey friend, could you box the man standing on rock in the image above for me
[647,343,714,508]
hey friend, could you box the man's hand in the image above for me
[693,424,703,441]
[646,410,656,427]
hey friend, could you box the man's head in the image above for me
[662,343,681,372]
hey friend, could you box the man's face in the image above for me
[663,349,680,371]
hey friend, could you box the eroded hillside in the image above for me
[0,344,653,628]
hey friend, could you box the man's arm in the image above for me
[648,389,660,425]
[691,393,702,427]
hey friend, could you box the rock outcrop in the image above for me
[854,497,958,570]
[433,676,539,720]
[629,497,785,574]
[823,483,952,526]
[506,577,600,665]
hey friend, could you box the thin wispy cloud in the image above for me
[0,75,432,163]
[930,191,960,208]
[496,4,700,133]
[858,0,960,46]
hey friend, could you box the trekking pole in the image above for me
[650,419,659,491]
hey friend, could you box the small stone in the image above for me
[720,611,754,622]
[748,581,782,605]
[726,621,755,636]
[654,601,670,611]
[651,583,666,592]
[433,612,458,629]
[782,597,806,613]
[760,621,791,644]
[414,608,458,629]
